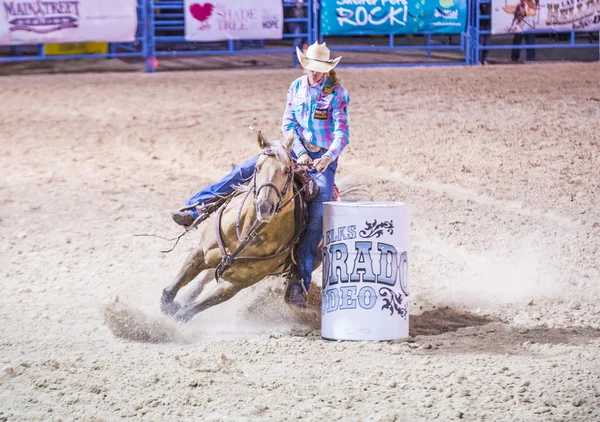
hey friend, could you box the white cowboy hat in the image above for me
[296,42,342,73]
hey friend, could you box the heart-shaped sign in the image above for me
[189,3,214,22]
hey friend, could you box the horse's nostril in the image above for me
[259,201,273,217]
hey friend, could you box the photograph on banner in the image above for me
[491,0,600,34]
[320,0,468,36]
[0,0,138,46]
[184,0,283,42]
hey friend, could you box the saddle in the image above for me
[193,164,320,223]
[287,165,340,276]
[277,166,316,279]
[293,164,320,202]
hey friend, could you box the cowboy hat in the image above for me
[296,42,342,73]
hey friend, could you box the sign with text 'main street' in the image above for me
[0,0,138,46]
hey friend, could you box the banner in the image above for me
[184,0,283,41]
[45,41,108,55]
[491,0,600,34]
[0,0,138,46]
[320,0,468,36]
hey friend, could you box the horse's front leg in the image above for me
[174,279,241,322]
[161,247,208,316]
[178,269,212,305]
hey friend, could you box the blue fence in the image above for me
[0,0,598,71]
[0,0,148,65]
[318,32,470,68]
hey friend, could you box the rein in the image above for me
[214,148,302,281]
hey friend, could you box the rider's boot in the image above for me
[171,203,211,229]
[170,211,195,227]
[283,273,307,309]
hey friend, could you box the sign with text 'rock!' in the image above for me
[322,202,410,341]
[320,0,467,36]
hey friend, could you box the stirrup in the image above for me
[283,274,308,305]
[186,213,209,230]
[298,280,308,298]
[178,202,210,230]
[178,201,204,213]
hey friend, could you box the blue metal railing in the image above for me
[0,0,598,72]
[318,33,469,68]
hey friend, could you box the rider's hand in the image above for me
[297,153,313,166]
[313,156,332,173]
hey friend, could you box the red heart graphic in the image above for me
[189,3,214,22]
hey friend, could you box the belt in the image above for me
[302,140,325,153]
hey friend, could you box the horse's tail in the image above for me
[335,178,374,202]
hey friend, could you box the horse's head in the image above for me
[254,131,294,223]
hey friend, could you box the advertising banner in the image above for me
[491,0,600,34]
[320,0,468,36]
[184,0,283,42]
[45,42,108,55]
[0,0,138,46]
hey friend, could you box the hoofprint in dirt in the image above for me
[1,63,599,421]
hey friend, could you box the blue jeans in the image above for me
[479,34,489,63]
[184,155,259,219]
[290,23,304,67]
[511,33,536,61]
[296,149,337,290]
[183,150,337,291]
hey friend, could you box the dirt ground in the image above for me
[1,62,600,421]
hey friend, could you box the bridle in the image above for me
[234,147,294,240]
[214,146,300,281]
[252,147,294,216]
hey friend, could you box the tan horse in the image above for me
[161,132,305,322]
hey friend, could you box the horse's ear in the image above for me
[257,131,269,149]
[282,134,294,152]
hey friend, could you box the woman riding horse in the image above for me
[170,42,351,308]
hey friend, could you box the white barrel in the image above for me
[321,201,410,341]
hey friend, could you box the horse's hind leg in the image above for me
[174,280,241,322]
[161,248,207,316]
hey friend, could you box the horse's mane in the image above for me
[265,140,292,166]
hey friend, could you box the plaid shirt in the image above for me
[281,74,350,161]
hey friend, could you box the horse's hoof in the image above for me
[174,308,194,323]
[160,299,181,316]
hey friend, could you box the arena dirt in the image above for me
[1,62,600,421]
